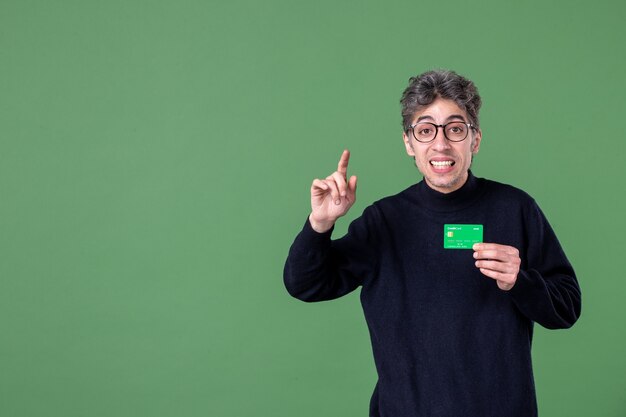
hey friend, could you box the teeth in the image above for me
[431,160,454,167]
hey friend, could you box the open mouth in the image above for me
[430,160,455,168]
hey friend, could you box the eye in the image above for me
[446,123,467,136]
[418,128,432,135]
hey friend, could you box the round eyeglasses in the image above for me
[408,121,476,143]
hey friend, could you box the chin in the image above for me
[425,172,466,193]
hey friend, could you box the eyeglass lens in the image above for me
[412,122,469,142]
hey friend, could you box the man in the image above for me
[283,69,581,416]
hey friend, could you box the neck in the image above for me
[414,171,485,213]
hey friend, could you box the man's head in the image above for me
[400,69,482,132]
[400,70,483,193]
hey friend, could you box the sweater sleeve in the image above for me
[283,207,379,302]
[508,200,582,329]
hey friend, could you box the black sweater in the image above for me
[284,173,581,417]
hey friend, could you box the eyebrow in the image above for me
[415,114,467,123]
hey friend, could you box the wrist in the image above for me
[308,213,335,233]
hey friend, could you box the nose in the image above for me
[430,127,451,151]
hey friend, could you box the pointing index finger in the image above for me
[337,149,350,177]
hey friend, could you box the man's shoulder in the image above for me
[476,177,547,223]
[480,177,536,203]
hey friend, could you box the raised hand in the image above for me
[309,150,358,233]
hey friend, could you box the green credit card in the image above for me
[443,224,483,249]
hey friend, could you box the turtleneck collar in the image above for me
[413,171,486,213]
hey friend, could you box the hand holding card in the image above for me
[473,243,521,291]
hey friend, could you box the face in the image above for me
[402,97,482,194]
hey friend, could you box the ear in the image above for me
[403,131,415,157]
[471,128,482,154]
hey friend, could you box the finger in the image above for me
[474,249,521,262]
[331,171,348,197]
[473,249,509,261]
[337,149,350,177]
[474,260,518,274]
[473,243,519,256]
[311,178,330,195]
[348,175,357,195]
[324,177,341,204]
[477,267,512,283]
[478,266,517,285]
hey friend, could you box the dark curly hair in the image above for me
[400,69,482,132]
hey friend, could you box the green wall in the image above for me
[1,1,624,416]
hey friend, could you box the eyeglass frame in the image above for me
[406,121,477,143]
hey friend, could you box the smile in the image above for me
[430,160,455,167]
